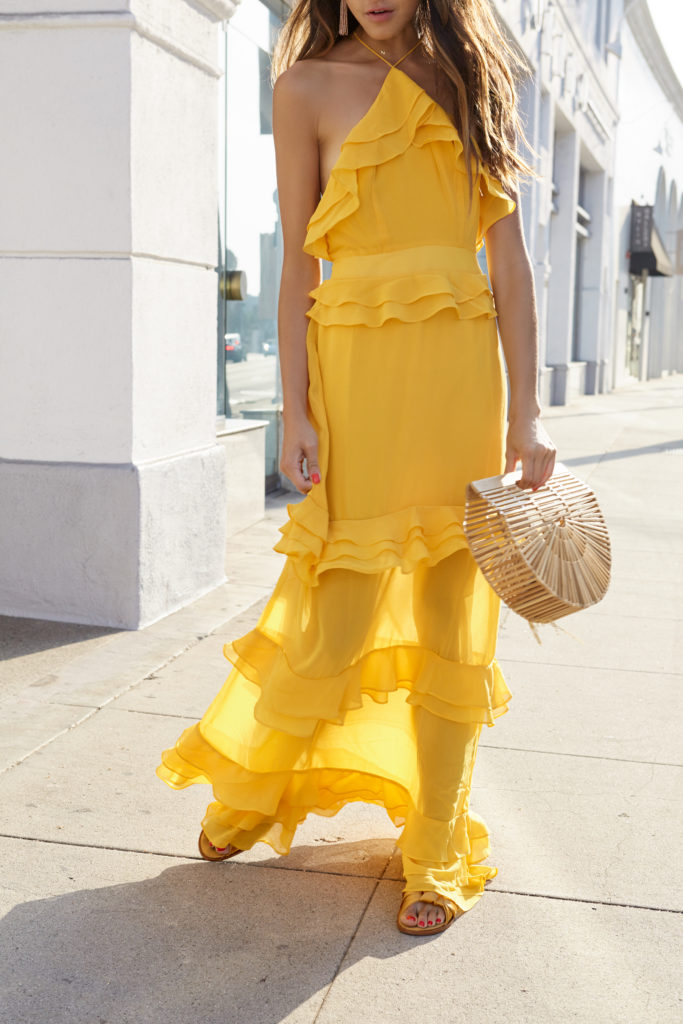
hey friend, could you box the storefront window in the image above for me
[218,0,287,485]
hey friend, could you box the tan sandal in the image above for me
[397,890,460,936]
[197,829,242,862]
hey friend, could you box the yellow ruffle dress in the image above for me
[157,62,517,913]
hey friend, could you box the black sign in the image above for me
[630,203,653,253]
[629,202,674,277]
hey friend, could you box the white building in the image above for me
[490,0,621,405]
[610,0,683,383]
[493,0,682,400]
[0,0,680,630]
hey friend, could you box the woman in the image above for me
[157,0,556,937]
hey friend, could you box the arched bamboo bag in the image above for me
[463,462,611,623]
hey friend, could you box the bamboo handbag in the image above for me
[463,462,611,623]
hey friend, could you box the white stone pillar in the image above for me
[677,200,683,373]
[533,90,556,407]
[611,204,632,390]
[0,0,236,629]
[662,184,680,376]
[575,169,609,394]
[647,170,668,379]
[546,127,580,404]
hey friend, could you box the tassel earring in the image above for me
[339,0,349,35]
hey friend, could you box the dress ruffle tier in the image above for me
[156,670,500,911]
[306,245,498,328]
[302,66,515,262]
[275,501,473,586]
[220,614,511,739]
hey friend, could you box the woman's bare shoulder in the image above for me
[273,58,326,105]
[273,43,365,108]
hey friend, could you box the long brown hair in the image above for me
[271,0,537,200]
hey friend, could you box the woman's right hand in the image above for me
[280,413,321,495]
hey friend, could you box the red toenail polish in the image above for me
[419,921,425,927]
[407,916,416,922]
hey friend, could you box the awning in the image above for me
[628,202,674,277]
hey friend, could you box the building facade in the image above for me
[610,0,683,383]
[492,0,682,398]
[491,0,623,405]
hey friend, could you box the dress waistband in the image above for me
[329,245,482,280]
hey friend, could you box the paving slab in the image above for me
[110,632,241,720]
[468,745,683,910]
[0,595,278,772]
[314,882,683,1024]
[0,615,120,693]
[0,707,397,879]
[12,630,200,710]
[1,708,680,909]
[111,600,268,719]
[487,660,683,765]
[597,515,683,556]
[596,547,683,584]
[382,745,682,910]
[143,580,270,639]
[224,547,287,588]
[496,605,682,675]
[2,581,272,714]
[604,520,678,565]
[0,579,270,687]
[587,475,683,523]
[0,837,376,1024]
[0,698,96,774]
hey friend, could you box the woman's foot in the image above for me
[399,892,444,929]
[197,829,242,862]
[397,890,458,935]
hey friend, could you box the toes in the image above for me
[401,900,420,926]
[418,903,433,929]
[417,902,443,928]
[401,894,448,930]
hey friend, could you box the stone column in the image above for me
[0,0,237,628]
[575,169,609,394]
[546,127,580,404]
[531,89,556,407]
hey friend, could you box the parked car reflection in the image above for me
[225,332,246,362]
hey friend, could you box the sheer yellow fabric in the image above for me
[157,65,517,913]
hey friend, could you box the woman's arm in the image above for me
[484,200,557,490]
[273,65,324,494]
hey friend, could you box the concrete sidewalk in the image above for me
[1,377,681,1024]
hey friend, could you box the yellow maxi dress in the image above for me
[157,58,517,914]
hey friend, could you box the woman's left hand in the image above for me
[505,414,557,490]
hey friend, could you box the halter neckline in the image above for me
[353,30,422,69]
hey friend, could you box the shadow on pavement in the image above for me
[0,616,120,664]
[0,842,409,1024]
[562,439,683,467]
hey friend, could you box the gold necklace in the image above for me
[353,30,422,69]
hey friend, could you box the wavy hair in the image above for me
[271,0,537,200]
